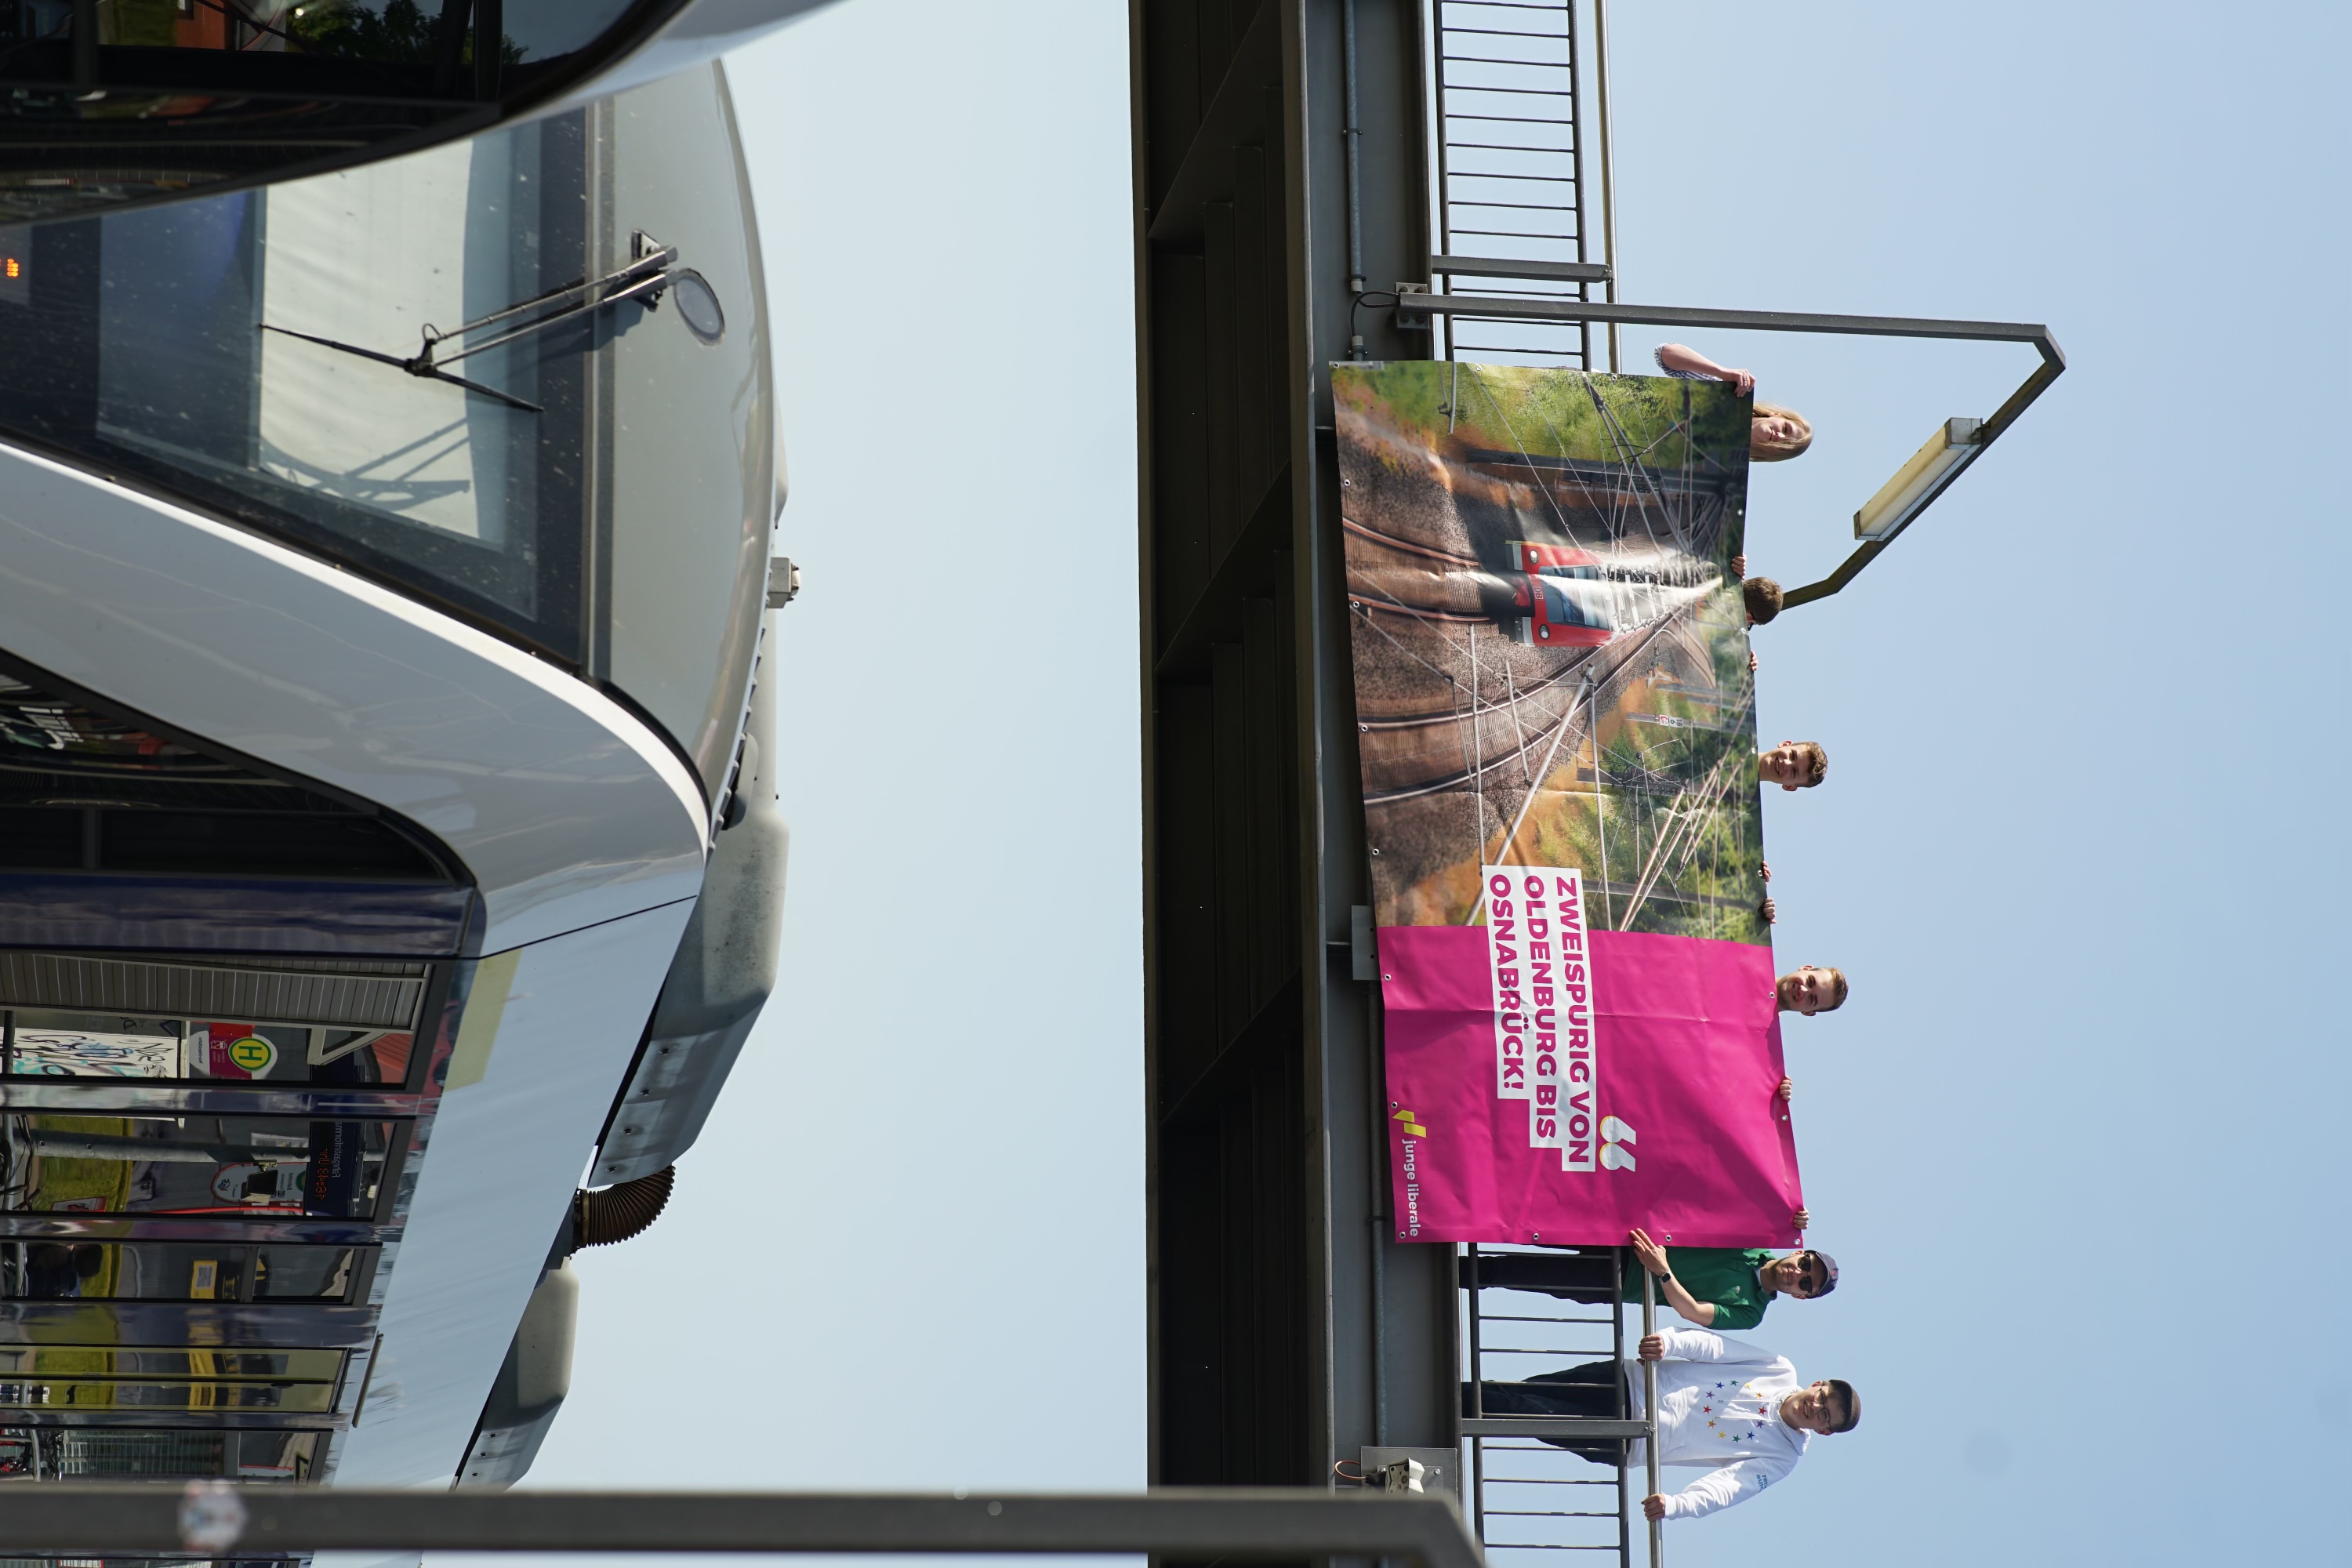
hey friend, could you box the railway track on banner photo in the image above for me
[1348,607,1677,807]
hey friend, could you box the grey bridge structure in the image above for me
[1129,2,2058,1566]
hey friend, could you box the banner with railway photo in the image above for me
[1338,361,1802,1248]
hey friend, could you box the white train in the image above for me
[0,0,814,1526]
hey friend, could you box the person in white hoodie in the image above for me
[1466,1327,1857,1522]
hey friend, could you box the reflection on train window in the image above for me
[0,673,236,777]
[0,671,454,881]
[0,1425,321,1480]
[0,1115,399,1218]
[0,1241,364,1302]
[3,1011,416,1086]
[0,1376,332,1412]
[0,123,596,654]
[0,0,638,67]
[0,1345,343,1380]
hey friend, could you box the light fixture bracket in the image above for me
[1391,276,2065,609]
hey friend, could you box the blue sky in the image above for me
[484,4,2350,1566]
[1592,3,2348,1561]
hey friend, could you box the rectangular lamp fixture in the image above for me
[1853,416,1985,542]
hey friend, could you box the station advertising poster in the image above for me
[1337,361,1801,1247]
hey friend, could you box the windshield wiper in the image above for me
[258,234,688,416]
[258,324,546,413]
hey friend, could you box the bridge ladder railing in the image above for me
[1425,0,1614,369]
[1460,1243,1653,1568]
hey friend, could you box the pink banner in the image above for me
[1382,880,1801,1247]
[1337,362,1802,1248]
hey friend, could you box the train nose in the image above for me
[1475,575,1527,622]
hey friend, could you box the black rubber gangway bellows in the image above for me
[571,1166,675,1250]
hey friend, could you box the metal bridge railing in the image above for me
[1460,1243,1658,1567]
[1426,0,1615,368]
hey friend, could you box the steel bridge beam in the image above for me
[0,1485,1484,1568]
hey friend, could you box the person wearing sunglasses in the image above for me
[1628,1226,1835,1330]
[1463,1225,1836,1332]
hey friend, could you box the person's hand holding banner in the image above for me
[1628,1227,1673,1277]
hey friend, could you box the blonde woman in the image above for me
[1653,343,1813,461]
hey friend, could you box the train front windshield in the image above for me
[6,124,599,652]
[0,64,774,804]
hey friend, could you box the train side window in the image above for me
[0,1345,343,1380]
[0,1114,404,1219]
[4,1011,418,1086]
[0,1425,323,1480]
[0,949,439,1087]
[0,1375,336,1414]
[0,1241,366,1302]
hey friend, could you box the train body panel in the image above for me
[325,904,695,1487]
[0,438,710,954]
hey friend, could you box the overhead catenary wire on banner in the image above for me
[1466,669,1594,924]
[1614,691,1751,931]
[1439,359,1736,931]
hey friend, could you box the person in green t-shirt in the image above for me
[1463,1224,1837,1333]
[1626,1228,1836,1330]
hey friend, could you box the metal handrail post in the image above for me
[1641,1272,1661,1568]
[1565,0,1592,371]
[1428,0,1454,364]
[1591,0,1617,371]
[1466,1244,1486,1544]
[1611,1247,1628,1567]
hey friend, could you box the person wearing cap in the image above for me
[1463,1225,1837,1331]
[1627,1228,1835,1330]
[1465,1327,1858,1520]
